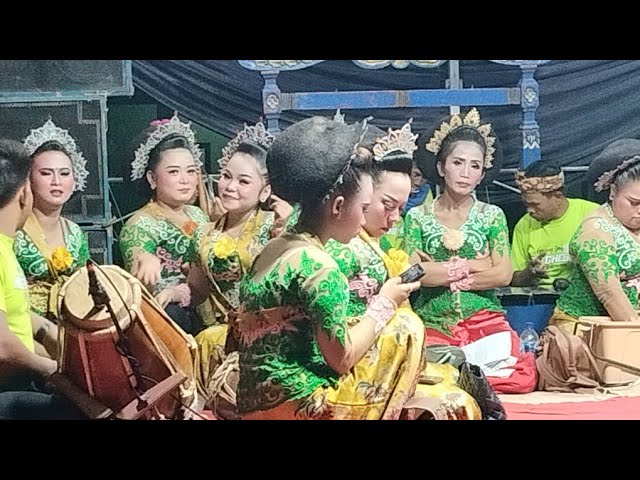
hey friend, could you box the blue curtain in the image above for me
[132,60,640,210]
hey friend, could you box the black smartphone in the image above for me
[400,263,425,284]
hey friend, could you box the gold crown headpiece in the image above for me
[373,120,419,161]
[218,121,275,169]
[131,112,203,181]
[425,108,496,169]
[24,118,90,192]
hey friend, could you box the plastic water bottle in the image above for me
[519,322,539,354]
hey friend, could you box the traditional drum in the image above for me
[53,263,198,419]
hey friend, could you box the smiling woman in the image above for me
[186,122,284,399]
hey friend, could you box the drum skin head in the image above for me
[59,266,137,331]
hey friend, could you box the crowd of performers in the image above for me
[1,107,639,420]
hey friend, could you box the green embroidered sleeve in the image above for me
[486,206,510,259]
[186,205,210,225]
[118,217,158,271]
[185,206,209,263]
[403,207,425,256]
[283,202,301,233]
[13,230,44,280]
[324,239,361,280]
[324,237,387,318]
[298,249,349,346]
[70,222,90,266]
[257,211,275,247]
[189,223,207,267]
[558,216,639,321]
[574,220,619,285]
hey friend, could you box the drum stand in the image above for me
[50,263,187,420]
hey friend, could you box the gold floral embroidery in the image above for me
[213,236,237,259]
[442,228,466,252]
[51,246,73,272]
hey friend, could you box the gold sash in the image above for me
[198,222,233,321]
[358,229,412,308]
[222,209,270,269]
[21,213,72,319]
[358,229,410,278]
[197,209,269,321]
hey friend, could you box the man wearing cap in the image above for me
[511,160,598,288]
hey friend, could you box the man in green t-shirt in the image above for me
[511,160,599,288]
[0,139,80,419]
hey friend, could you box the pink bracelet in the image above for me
[450,275,475,292]
[367,295,397,335]
[442,256,470,280]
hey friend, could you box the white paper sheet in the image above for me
[460,331,516,378]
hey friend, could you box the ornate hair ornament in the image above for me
[515,170,565,193]
[333,109,346,124]
[373,119,419,161]
[23,119,90,192]
[218,121,275,169]
[425,108,496,169]
[321,119,371,204]
[131,112,203,181]
[594,155,640,192]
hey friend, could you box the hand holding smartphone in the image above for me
[400,263,426,284]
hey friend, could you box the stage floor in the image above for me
[500,384,640,420]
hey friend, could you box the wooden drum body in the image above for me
[55,265,198,419]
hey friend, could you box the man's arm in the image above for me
[0,310,56,380]
[512,253,548,287]
[31,313,59,360]
[511,218,542,287]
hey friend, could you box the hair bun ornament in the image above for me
[217,122,275,170]
[425,108,496,169]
